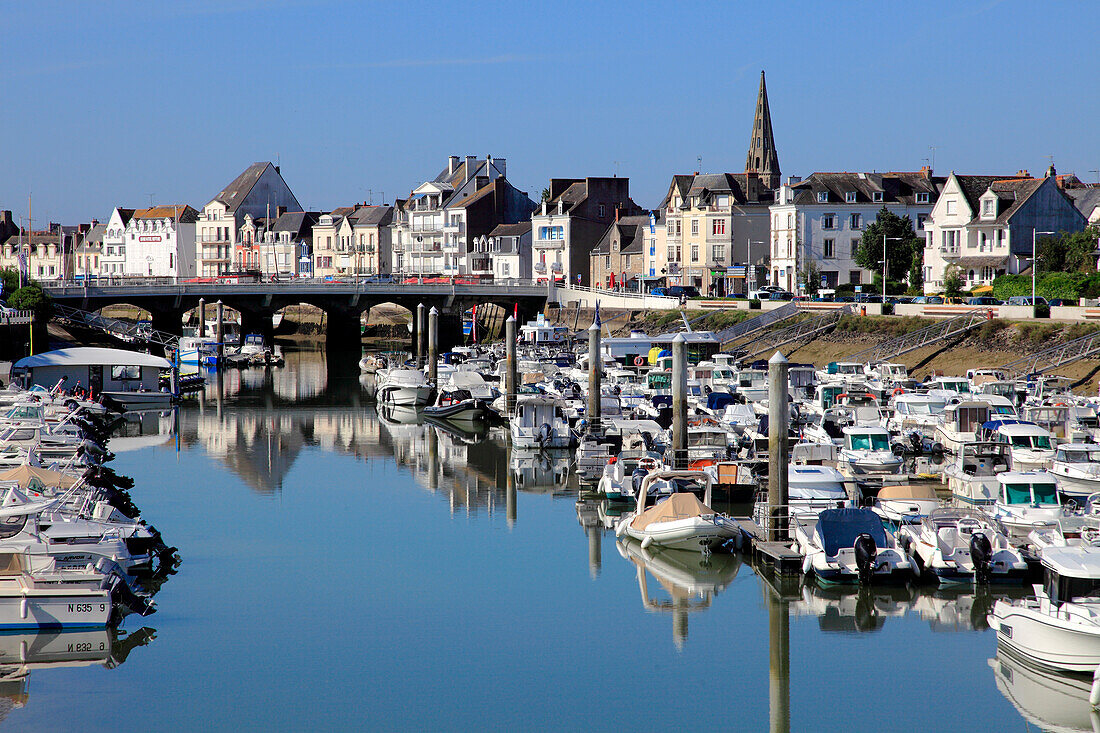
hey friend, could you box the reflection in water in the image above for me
[617,537,742,650]
[510,448,574,495]
[990,651,1100,733]
[0,627,154,723]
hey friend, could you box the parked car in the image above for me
[1048,298,1074,306]
[767,290,795,301]
[749,285,783,300]
[667,286,700,299]
[966,296,1001,306]
[650,287,669,296]
[1006,296,1049,306]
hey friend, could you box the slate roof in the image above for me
[272,211,320,238]
[350,205,393,227]
[212,162,269,211]
[450,180,497,209]
[115,208,136,226]
[592,214,652,255]
[1068,187,1100,220]
[784,172,944,206]
[84,223,107,244]
[660,172,775,209]
[490,222,531,237]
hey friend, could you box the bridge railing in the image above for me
[0,310,34,326]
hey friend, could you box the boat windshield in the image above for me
[1050,574,1100,604]
[849,433,889,451]
[837,364,861,375]
[1059,450,1091,463]
[648,373,670,389]
[991,405,1016,416]
[942,380,970,393]
[1033,482,1059,504]
[906,401,944,416]
[1011,435,1052,450]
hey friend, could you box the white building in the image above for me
[769,170,942,292]
[922,171,1088,293]
[122,206,198,278]
[101,207,135,277]
[488,222,532,280]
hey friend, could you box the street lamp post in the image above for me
[1033,229,1056,306]
[747,239,766,295]
[882,235,903,303]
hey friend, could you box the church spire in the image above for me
[745,70,780,189]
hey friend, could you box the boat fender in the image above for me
[970,532,993,582]
[615,520,628,538]
[931,442,944,456]
[892,387,905,397]
[1091,666,1100,708]
[802,554,813,576]
[854,533,878,584]
[640,536,653,550]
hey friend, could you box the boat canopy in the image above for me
[14,347,170,370]
[705,392,737,412]
[877,484,938,501]
[630,492,713,531]
[817,508,888,557]
[1041,546,1100,580]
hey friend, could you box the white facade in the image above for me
[769,172,939,292]
[101,208,134,276]
[122,207,197,278]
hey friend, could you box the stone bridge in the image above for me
[40,280,551,351]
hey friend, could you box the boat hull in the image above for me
[378,385,433,407]
[624,517,740,552]
[0,592,111,630]
[990,601,1100,672]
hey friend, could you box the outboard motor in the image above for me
[537,422,553,449]
[970,532,993,582]
[631,467,647,496]
[853,533,878,584]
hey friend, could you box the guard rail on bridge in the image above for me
[38,278,550,299]
[0,310,34,326]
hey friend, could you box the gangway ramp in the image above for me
[52,303,180,349]
[715,301,800,348]
[738,306,853,361]
[844,309,989,364]
[999,329,1100,376]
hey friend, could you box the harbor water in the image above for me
[0,349,1076,731]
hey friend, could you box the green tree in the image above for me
[8,283,52,319]
[856,208,922,284]
[0,267,18,298]
[540,187,551,203]
[803,259,820,296]
[943,264,964,299]
[1037,226,1099,274]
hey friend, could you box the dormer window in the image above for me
[915,192,930,204]
[982,199,995,217]
[817,191,828,203]
[872,191,884,203]
[845,191,857,203]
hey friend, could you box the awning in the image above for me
[952,255,1008,268]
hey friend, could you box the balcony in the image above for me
[533,262,547,274]
[442,221,465,234]
[534,238,564,249]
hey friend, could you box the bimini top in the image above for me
[14,347,170,370]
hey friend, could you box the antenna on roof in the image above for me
[613,161,621,178]
[146,193,155,207]
[1089,169,1099,184]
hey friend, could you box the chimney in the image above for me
[275,165,280,175]
[615,206,621,222]
[1046,164,1057,178]
[787,175,802,185]
[919,165,932,179]
[91,218,99,227]
[277,206,287,218]
[465,156,477,182]
[448,155,459,175]
[1,211,12,226]
[1017,169,1030,178]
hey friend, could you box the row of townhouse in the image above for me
[4,73,1099,289]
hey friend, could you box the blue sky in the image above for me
[2,0,1097,224]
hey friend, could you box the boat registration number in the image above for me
[68,603,106,613]
[998,623,1012,639]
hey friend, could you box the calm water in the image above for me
[0,349,1082,731]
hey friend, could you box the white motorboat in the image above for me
[898,507,1027,584]
[934,401,990,455]
[884,393,947,438]
[358,353,388,374]
[752,464,852,536]
[792,506,914,585]
[837,425,903,476]
[988,545,1100,672]
[1050,443,1100,502]
[422,388,487,424]
[574,433,615,484]
[510,396,571,449]
[991,471,1066,545]
[944,442,1010,508]
[0,551,121,630]
[615,471,741,553]
[873,484,942,527]
[985,420,1056,471]
[597,453,662,501]
[376,369,434,407]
